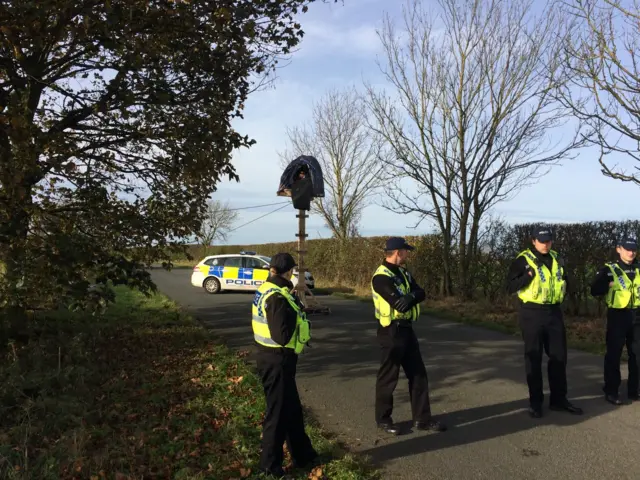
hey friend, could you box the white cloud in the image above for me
[295,21,381,57]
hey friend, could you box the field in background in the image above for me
[0,287,376,480]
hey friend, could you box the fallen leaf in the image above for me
[240,467,251,477]
[228,375,244,384]
[206,364,214,371]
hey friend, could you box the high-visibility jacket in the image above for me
[517,249,566,305]
[371,265,420,327]
[251,281,311,354]
[605,262,640,309]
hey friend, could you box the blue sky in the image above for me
[211,0,640,245]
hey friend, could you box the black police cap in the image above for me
[618,236,638,251]
[532,226,553,242]
[269,252,297,274]
[384,236,415,251]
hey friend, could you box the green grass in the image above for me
[0,287,378,480]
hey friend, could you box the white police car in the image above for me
[190,251,315,294]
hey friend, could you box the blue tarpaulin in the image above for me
[277,155,325,198]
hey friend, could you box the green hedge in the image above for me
[179,235,445,296]
[178,220,640,318]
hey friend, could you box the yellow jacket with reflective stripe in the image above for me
[605,263,640,309]
[251,281,311,354]
[371,264,420,327]
[517,249,566,305]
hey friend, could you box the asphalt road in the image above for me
[152,268,640,480]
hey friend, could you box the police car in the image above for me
[190,251,315,294]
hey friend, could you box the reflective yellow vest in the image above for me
[371,265,420,327]
[517,249,566,305]
[251,281,311,354]
[605,263,640,309]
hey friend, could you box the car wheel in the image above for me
[203,277,221,294]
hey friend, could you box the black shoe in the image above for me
[257,468,291,479]
[605,394,623,405]
[414,419,447,432]
[549,400,583,415]
[528,406,543,418]
[628,393,639,401]
[377,421,400,435]
[293,452,325,469]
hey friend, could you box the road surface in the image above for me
[152,268,640,480]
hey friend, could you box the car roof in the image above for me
[199,253,268,261]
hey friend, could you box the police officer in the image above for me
[505,226,583,418]
[590,236,640,405]
[251,252,317,477]
[372,237,446,435]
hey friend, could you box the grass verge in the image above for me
[0,286,377,480]
[316,283,607,357]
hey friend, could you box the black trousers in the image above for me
[375,322,432,423]
[518,306,568,408]
[603,309,640,396]
[256,348,316,473]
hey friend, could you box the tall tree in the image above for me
[281,87,385,239]
[560,0,640,184]
[197,200,239,255]
[366,0,583,297]
[0,0,332,323]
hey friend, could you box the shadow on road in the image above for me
[152,271,620,467]
[360,387,615,466]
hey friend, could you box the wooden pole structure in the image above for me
[294,210,308,302]
[276,171,330,315]
[293,209,330,314]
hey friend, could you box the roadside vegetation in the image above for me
[0,287,377,480]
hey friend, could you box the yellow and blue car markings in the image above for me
[200,264,269,289]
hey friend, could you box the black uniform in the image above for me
[505,249,581,414]
[590,260,640,400]
[255,275,317,476]
[373,261,445,432]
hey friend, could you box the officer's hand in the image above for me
[526,266,534,277]
[394,293,415,313]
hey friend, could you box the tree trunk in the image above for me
[441,241,454,297]
[459,212,482,300]
[0,202,31,339]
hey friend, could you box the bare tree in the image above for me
[281,87,385,240]
[197,200,239,254]
[560,0,640,184]
[366,0,583,297]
